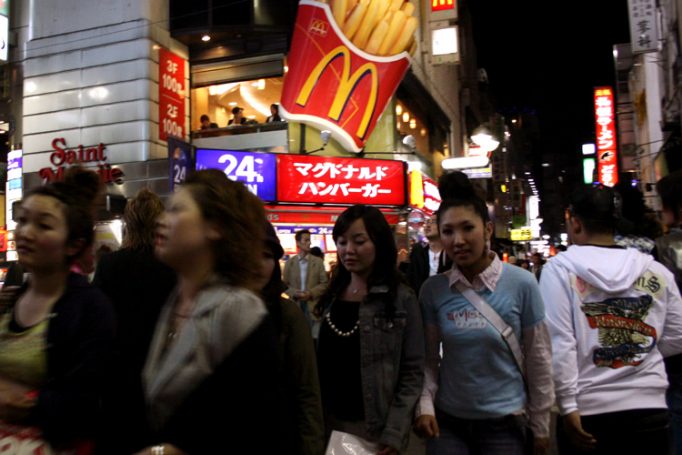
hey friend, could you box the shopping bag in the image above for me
[325,430,379,455]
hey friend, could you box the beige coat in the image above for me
[283,254,329,316]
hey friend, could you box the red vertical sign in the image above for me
[159,48,186,142]
[594,87,618,187]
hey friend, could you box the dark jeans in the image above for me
[426,408,527,455]
[557,408,670,454]
[668,373,682,455]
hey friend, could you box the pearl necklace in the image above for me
[324,310,359,337]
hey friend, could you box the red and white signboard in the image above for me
[277,154,406,206]
[159,48,186,142]
[594,87,619,187]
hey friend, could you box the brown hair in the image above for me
[183,169,265,289]
[122,188,164,251]
[25,166,102,261]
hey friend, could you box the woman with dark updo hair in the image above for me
[416,173,553,455]
[0,167,115,451]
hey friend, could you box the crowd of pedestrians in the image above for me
[2,167,682,454]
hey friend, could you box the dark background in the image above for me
[468,0,632,232]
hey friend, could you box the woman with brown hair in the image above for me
[0,167,115,451]
[135,170,280,455]
[93,188,176,454]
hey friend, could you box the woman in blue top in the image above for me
[415,173,554,455]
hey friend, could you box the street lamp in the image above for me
[471,125,500,154]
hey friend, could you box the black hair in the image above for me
[316,205,401,319]
[310,246,324,259]
[657,169,682,225]
[567,184,620,235]
[200,114,209,122]
[436,171,490,227]
[613,180,662,239]
[295,229,311,242]
[25,166,102,262]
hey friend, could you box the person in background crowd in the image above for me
[531,252,544,280]
[283,229,329,335]
[93,188,177,454]
[404,214,447,295]
[227,106,246,126]
[310,246,325,260]
[655,169,682,454]
[266,103,283,123]
[540,184,682,454]
[613,180,662,255]
[0,167,115,451]
[415,174,554,455]
[316,204,424,455]
[258,221,324,455]
[136,170,280,454]
[199,114,218,130]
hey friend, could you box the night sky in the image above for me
[468,0,632,166]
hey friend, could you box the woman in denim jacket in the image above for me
[316,205,425,454]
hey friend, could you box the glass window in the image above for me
[191,76,285,130]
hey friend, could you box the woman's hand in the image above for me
[376,446,398,455]
[0,377,36,420]
[133,444,187,455]
[414,414,440,439]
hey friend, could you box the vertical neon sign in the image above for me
[594,87,619,187]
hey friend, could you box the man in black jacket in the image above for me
[404,214,448,295]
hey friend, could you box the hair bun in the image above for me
[438,171,476,200]
[62,166,103,205]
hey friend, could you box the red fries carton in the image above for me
[280,0,411,153]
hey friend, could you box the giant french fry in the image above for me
[388,0,403,12]
[401,2,415,16]
[379,9,406,55]
[331,0,348,29]
[365,20,389,55]
[342,0,368,40]
[352,0,382,49]
[388,16,417,54]
[347,0,359,15]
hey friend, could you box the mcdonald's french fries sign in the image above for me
[280,0,414,153]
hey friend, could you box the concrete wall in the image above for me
[16,0,188,174]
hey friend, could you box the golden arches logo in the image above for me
[296,45,378,139]
[308,19,328,37]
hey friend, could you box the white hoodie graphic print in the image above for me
[539,245,682,416]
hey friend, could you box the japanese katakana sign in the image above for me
[594,87,619,187]
[277,154,406,206]
[627,0,658,54]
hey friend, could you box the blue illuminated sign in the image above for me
[195,149,277,202]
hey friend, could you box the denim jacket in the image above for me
[321,283,425,450]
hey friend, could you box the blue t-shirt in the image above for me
[420,263,545,419]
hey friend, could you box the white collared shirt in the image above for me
[299,255,309,291]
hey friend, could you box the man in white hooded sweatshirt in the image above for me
[540,184,682,454]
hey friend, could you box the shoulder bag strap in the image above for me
[454,281,526,381]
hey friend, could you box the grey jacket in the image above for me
[143,282,268,431]
[321,283,425,451]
